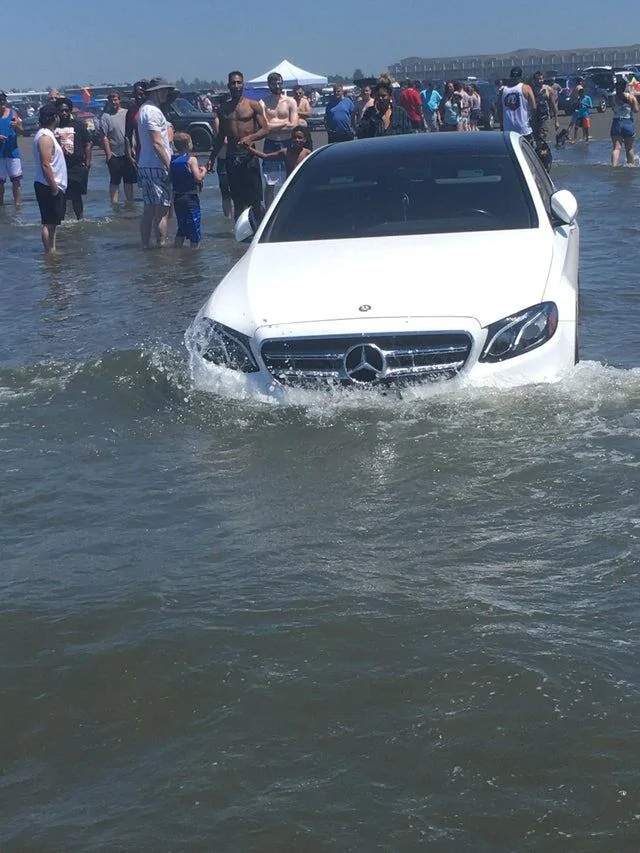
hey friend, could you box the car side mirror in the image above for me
[234,208,256,243]
[550,189,578,225]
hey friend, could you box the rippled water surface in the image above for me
[1,142,640,851]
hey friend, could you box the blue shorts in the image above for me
[174,193,202,244]
[611,118,635,139]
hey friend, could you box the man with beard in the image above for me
[136,78,175,248]
[100,91,137,205]
[55,98,91,220]
[260,72,298,207]
[207,71,269,221]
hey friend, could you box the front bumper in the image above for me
[190,315,576,397]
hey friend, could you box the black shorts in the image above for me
[226,152,262,215]
[216,158,231,200]
[34,182,66,225]
[107,154,138,186]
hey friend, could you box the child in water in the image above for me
[247,125,313,178]
[170,132,207,248]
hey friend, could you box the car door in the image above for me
[521,140,580,359]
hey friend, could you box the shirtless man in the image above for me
[293,86,312,125]
[260,72,298,207]
[207,71,268,221]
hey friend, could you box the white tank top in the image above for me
[502,83,532,135]
[34,128,68,191]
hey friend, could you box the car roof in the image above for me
[314,131,512,165]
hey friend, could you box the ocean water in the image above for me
[1,141,639,851]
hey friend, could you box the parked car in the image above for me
[307,104,326,131]
[163,97,218,151]
[555,70,613,114]
[187,132,579,395]
[12,102,40,136]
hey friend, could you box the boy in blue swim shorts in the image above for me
[170,132,207,247]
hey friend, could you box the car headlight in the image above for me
[479,302,559,363]
[192,317,259,373]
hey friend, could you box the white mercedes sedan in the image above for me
[187,132,579,393]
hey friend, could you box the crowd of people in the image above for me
[1,62,639,254]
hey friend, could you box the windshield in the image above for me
[587,72,614,90]
[171,98,199,115]
[261,147,537,243]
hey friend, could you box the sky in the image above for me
[2,0,640,89]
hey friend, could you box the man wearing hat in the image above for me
[33,104,67,253]
[137,78,175,248]
[0,91,23,206]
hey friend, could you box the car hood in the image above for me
[204,230,553,332]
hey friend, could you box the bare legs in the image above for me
[264,184,276,210]
[141,204,170,248]
[67,196,83,220]
[41,224,58,253]
[624,138,635,165]
[611,137,636,166]
[0,178,22,206]
[110,182,135,206]
[222,196,234,219]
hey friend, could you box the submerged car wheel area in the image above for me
[188,132,579,393]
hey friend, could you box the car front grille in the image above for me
[261,332,473,386]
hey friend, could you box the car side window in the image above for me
[520,141,555,222]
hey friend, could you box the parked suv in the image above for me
[163,97,218,151]
[554,71,613,114]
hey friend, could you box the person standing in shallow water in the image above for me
[54,98,91,220]
[170,132,207,248]
[136,78,175,248]
[611,79,639,166]
[0,91,23,206]
[100,91,137,205]
[207,71,269,222]
[260,72,298,208]
[33,104,67,253]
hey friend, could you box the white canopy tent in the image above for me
[248,60,328,89]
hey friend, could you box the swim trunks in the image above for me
[138,166,172,207]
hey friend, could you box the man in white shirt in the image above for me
[137,78,174,248]
[33,103,67,253]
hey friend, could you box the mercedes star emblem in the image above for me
[359,304,372,312]
[343,344,386,384]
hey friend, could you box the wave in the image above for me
[187,342,640,419]
[1,346,639,432]
[0,347,189,407]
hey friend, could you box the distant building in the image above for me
[390,44,640,82]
